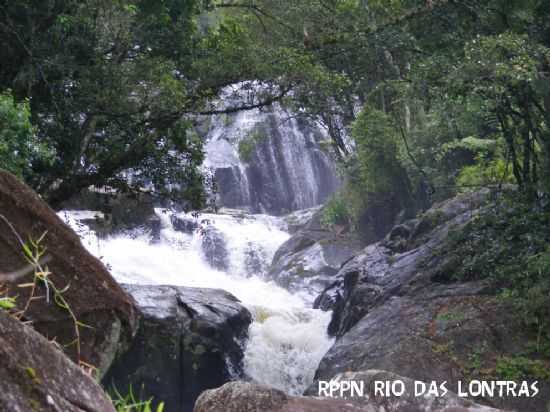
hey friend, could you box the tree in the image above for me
[0,91,52,178]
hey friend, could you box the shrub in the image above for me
[495,356,550,381]
[321,195,350,227]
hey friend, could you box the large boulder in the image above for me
[0,170,137,374]
[194,379,503,412]
[0,310,115,412]
[103,284,252,412]
[312,191,550,411]
[268,210,363,296]
[194,381,369,412]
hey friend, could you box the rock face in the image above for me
[103,284,252,412]
[311,190,550,411]
[268,210,363,296]
[0,170,137,374]
[0,310,115,412]
[194,381,369,412]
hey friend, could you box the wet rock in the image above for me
[311,190,550,411]
[268,210,362,296]
[282,207,322,234]
[194,381,369,412]
[0,310,115,412]
[0,170,138,373]
[104,284,252,412]
[60,188,161,238]
[171,214,200,234]
[201,225,230,271]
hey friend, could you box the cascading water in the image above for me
[202,86,340,215]
[61,208,334,396]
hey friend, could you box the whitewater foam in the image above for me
[60,208,333,395]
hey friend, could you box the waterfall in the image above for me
[202,87,340,215]
[60,209,334,396]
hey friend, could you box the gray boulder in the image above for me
[268,210,362,296]
[194,378,504,412]
[0,310,115,412]
[194,381,369,412]
[103,284,252,412]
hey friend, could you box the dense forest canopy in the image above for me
[1,0,550,212]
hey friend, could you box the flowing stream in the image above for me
[61,208,333,395]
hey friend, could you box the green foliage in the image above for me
[353,108,402,194]
[237,128,266,162]
[321,195,351,227]
[0,296,16,310]
[0,0,211,206]
[495,356,550,381]
[110,385,164,412]
[350,107,413,213]
[438,195,550,350]
[456,157,515,190]
[0,92,52,178]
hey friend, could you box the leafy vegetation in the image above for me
[0,214,86,366]
[321,195,351,227]
[237,128,267,162]
[495,356,550,381]
[110,385,164,412]
[436,194,550,352]
[2,0,550,215]
[0,91,52,178]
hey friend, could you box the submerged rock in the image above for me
[171,214,200,234]
[200,225,230,271]
[104,284,252,412]
[311,191,550,411]
[0,170,138,374]
[0,310,115,412]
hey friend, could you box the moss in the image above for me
[495,356,550,381]
[432,343,450,355]
[237,127,267,162]
[436,309,466,323]
[194,345,206,356]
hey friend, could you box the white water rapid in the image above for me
[61,208,334,395]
